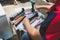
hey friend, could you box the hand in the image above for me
[22,18,30,25]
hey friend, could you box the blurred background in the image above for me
[0,0,53,40]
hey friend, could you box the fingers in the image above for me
[22,18,30,25]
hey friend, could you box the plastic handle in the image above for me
[30,0,35,3]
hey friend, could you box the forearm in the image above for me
[24,23,42,40]
[23,18,42,40]
[35,5,52,10]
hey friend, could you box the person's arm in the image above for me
[22,18,42,40]
[35,5,52,10]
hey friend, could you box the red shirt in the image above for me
[45,1,60,40]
